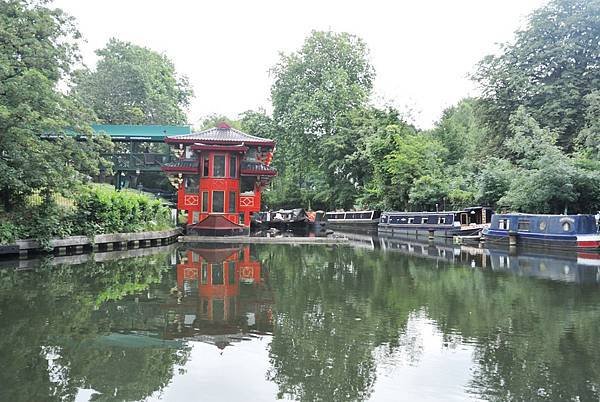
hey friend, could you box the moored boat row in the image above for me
[324,207,600,251]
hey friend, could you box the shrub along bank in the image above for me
[0,184,173,247]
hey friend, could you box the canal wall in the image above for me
[0,228,182,258]
[179,235,349,245]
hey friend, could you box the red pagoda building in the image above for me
[161,123,276,235]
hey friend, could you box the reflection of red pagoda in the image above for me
[163,245,273,348]
[161,123,276,235]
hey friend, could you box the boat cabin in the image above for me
[379,207,494,237]
[325,210,381,222]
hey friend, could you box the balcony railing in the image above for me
[106,153,173,172]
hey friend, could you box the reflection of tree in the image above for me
[408,264,600,401]
[259,244,600,402]
[0,252,189,402]
[261,245,421,401]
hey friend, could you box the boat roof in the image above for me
[493,213,596,218]
[326,210,377,214]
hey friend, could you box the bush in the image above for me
[74,184,173,235]
[0,184,174,244]
[0,221,23,245]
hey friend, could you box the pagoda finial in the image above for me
[217,122,230,129]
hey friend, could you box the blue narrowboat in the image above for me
[482,213,600,250]
[378,207,493,238]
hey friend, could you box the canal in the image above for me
[1,237,599,401]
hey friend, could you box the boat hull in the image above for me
[483,229,600,250]
[327,220,379,234]
[378,224,484,238]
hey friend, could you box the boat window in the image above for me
[539,221,547,231]
[408,217,414,224]
[438,217,446,224]
[213,155,226,177]
[517,220,530,231]
[212,191,225,213]
[192,211,200,224]
[498,219,510,230]
[562,222,572,231]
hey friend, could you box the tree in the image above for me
[269,30,375,209]
[576,90,600,159]
[384,129,448,211]
[474,0,600,150]
[198,114,241,130]
[430,98,487,165]
[72,38,193,125]
[0,0,111,211]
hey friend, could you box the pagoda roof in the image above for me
[166,123,275,146]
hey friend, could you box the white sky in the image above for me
[52,0,547,129]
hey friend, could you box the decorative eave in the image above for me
[161,158,199,173]
[240,161,277,176]
[165,123,275,147]
[191,143,249,152]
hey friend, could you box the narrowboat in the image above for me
[482,213,600,250]
[378,206,493,238]
[324,210,381,233]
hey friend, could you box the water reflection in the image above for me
[166,245,273,347]
[1,239,600,401]
[344,231,600,284]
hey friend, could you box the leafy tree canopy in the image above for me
[0,0,111,211]
[72,38,193,125]
[474,0,600,150]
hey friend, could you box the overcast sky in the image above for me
[52,0,547,129]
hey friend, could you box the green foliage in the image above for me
[75,184,173,235]
[267,30,375,210]
[72,38,193,125]
[0,220,22,244]
[0,184,173,244]
[198,114,241,130]
[430,98,486,164]
[474,0,600,150]
[0,0,113,211]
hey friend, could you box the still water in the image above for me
[1,236,600,401]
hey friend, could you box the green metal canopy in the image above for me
[91,124,191,142]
